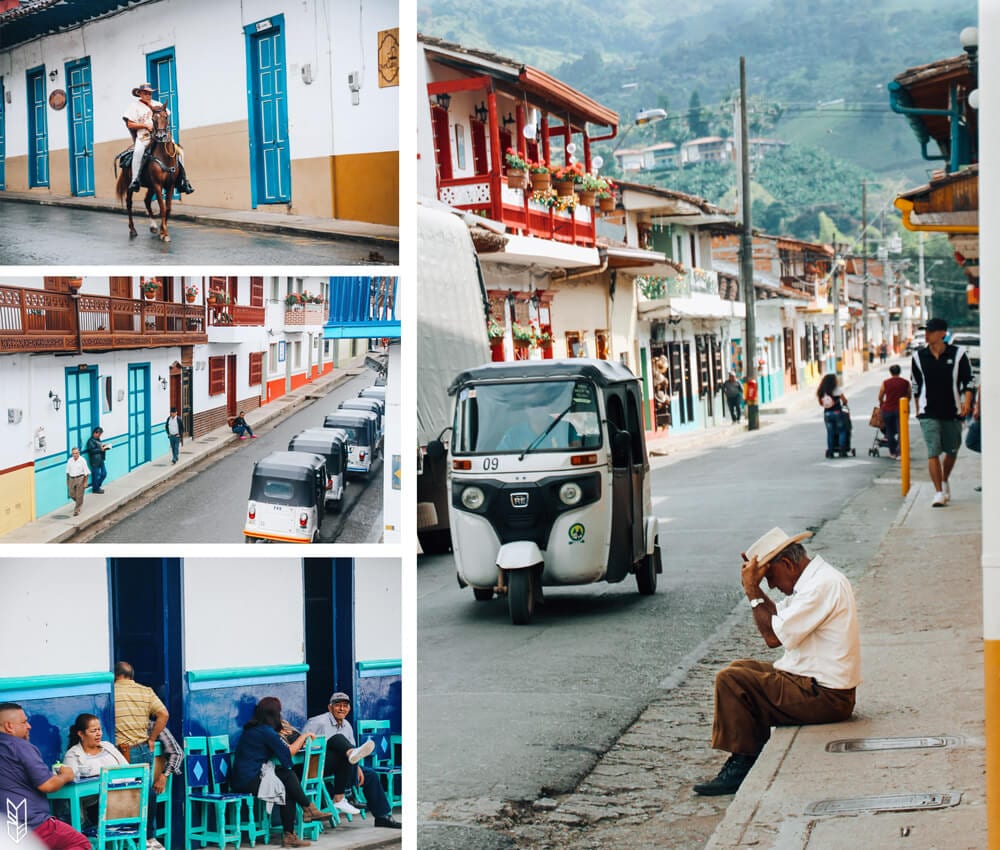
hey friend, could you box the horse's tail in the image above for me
[115,165,131,204]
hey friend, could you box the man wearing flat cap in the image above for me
[911,316,974,507]
[693,527,861,795]
[301,692,401,829]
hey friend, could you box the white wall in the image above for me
[0,560,109,677]
[182,559,304,669]
[353,558,400,662]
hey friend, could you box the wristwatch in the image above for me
[750,598,766,609]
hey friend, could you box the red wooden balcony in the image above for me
[0,285,207,353]
[438,173,597,248]
[208,304,266,327]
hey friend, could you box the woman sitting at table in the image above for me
[231,696,326,847]
[61,714,128,825]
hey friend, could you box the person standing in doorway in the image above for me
[85,427,111,494]
[911,317,974,506]
[165,408,184,464]
[65,447,90,516]
[721,372,743,424]
[877,364,911,459]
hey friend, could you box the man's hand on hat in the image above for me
[740,553,769,597]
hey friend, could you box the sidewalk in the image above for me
[706,399,986,846]
[2,365,365,544]
[287,817,402,850]
[0,191,399,250]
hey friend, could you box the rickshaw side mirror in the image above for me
[612,430,631,468]
[426,439,446,460]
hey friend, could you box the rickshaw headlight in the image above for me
[298,512,309,528]
[460,486,485,511]
[559,481,583,506]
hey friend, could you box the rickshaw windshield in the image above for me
[249,475,316,506]
[453,379,602,455]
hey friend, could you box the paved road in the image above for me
[0,200,388,265]
[417,380,894,846]
[87,371,384,544]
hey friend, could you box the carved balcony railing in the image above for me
[207,304,266,327]
[0,286,208,353]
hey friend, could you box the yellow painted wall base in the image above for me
[331,150,399,226]
[987,639,1000,850]
[0,466,36,536]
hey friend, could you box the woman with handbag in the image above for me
[817,374,849,458]
[878,364,912,459]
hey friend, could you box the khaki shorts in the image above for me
[919,417,962,457]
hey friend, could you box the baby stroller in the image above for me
[868,408,891,457]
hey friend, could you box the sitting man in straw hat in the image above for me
[123,82,195,194]
[693,527,861,796]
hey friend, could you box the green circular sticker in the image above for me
[568,522,585,543]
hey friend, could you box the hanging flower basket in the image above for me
[577,189,597,207]
[553,179,577,197]
[530,170,551,192]
[598,194,616,212]
[507,168,528,190]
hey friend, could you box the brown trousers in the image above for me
[711,659,856,756]
[67,474,87,512]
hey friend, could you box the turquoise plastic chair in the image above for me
[82,763,149,850]
[299,736,338,828]
[183,736,244,850]
[357,720,402,810]
[206,735,266,848]
[152,741,173,850]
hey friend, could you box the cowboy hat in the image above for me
[132,83,154,97]
[745,527,813,567]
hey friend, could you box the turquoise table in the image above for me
[47,777,99,830]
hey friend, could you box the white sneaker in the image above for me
[942,481,951,502]
[334,798,361,815]
[932,491,947,507]
[348,739,375,764]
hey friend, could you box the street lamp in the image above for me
[610,107,668,155]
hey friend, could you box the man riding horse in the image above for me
[123,83,194,195]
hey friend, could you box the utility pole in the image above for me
[862,181,869,372]
[739,56,759,430]
[832,240,843,380]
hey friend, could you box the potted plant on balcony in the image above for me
[528,160,551,192]
[530,187,558,209]
[208,289,231,306]
[504,149,530,190]
[140,277,161,300]
[537,330,553,358]
[511,322,534,351]
[551,162,584,197]
[488,319,505,360]
[577,172,605,207]
[184,284,199,304]
[285,292,305,309]
[598,178,617,213]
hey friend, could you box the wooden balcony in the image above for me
[208,304,266,327]
[0,286,207,353]
[438,174,597,248]
[284,304,326,327]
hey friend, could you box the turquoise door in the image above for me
[65,367,98,453]
[128,365,150,470]
[148,49,180,199]
[66,58,94,197]
[26,66,49,187]
[245,16,290,206]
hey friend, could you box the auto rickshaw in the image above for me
[244,451,327,543]
[359,385,386,402]
[434,358,662,624]
[338,397,384,449]
[322,410,379,475]
[287,428,349,511]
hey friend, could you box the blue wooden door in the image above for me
[26,66,49,187]
[147,50,179,137]
[66,58,94,197]
[0,76,6,190]
[128,364,150,470]
[245,16,290,205]
[65,366,97,453]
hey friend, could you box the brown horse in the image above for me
[115,106,181,242]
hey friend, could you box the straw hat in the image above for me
[745,527,813,566]
[132,83,154,97]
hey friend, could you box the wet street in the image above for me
[0,200,396,265]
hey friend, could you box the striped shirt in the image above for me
[151,720,183,776]
[911,344,973,419]
[114,678,166,747]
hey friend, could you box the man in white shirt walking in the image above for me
[65,446,90,516]
[693,527,861,795]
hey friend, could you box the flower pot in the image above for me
[553,179,577,197]
[490,337,505,362]
[513,340,531,361]
[577,189,597,207]
[185,293,197,303]
[507,168,528,190]
[143,290,157,300]
[598,195,616,213]
[530,171,551,192]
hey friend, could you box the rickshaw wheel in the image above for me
[636,544,660,595]
[473,587,494,601]
[508,570,535,625]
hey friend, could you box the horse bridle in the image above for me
[149,107,178,168]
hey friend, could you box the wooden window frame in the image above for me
[208,356,226,396]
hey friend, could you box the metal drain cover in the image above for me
[826,736,960,753]
[805,791,962,815]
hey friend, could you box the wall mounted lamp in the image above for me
[49,391,62,411]
[433,92,451,111]
[158,376,168,390]
[502,112,516,128]
[474,101,489,123]
[48,69,58,81]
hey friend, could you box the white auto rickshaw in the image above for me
[433,358,662,624]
